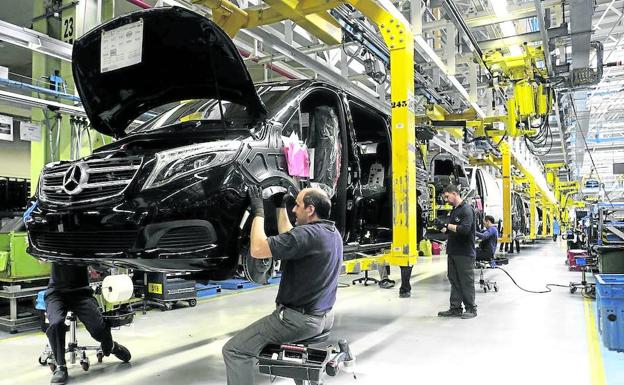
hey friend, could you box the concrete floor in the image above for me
[1,241,622,385]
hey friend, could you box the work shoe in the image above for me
[437,309,463,317]
[50,366,68,385]
[461,309,477,319]
[379,279,396,289]
[112,342,131,362]
[399,291,411,298]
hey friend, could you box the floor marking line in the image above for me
[0,330,44,344]
[584,297,606,385]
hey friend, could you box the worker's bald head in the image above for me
[293,188,332,224]
[301,188,332,219]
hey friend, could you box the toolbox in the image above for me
[258,344,330,383]
[134,272,197,310]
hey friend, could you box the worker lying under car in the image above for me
[222,187,343,385]
[476,215,499,261]
[45,264,131,385]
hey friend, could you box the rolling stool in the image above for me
[352,270,379,286]
[475,258,508,293]
[476,261,498,293]
[569,255,597,295]
[258,331,355,385]
[38,311,104,372]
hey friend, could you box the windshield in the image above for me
[126,83,302,135]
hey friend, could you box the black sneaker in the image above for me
[437,309,463,317]
[50,366,68,385]
[112,342,131,363]
[399,291,411,298]
[461,309,477,319]
[379,279,396,289]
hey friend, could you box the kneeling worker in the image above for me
[45,264,131,385]
[223,187,342,385]
[476,215,498,261]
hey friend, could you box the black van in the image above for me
[25,7,430,283]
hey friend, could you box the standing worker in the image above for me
[476,215,498,261]
[553,218,561,241]
[437,185,477,319]
[222,186,343,385]
[45,264,131,385]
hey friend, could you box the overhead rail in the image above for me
[0,20,72,62]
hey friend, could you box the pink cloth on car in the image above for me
[282,133,310,177]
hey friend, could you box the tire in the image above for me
[240,229,273,285]
[81,361,89,371]
[97,352,104,363]
[38,356,46,366]
[189,299,197,307]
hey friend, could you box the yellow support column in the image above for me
[542,195,548,238]
[501,142,512,243]
[380,18,418,266]
[529,179,537,240]
[346,0,418,266]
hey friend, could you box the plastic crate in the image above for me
[595,274,624,352]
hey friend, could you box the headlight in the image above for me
[142,141,240,190]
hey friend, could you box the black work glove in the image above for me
[272,192,296,208]
[248,184,264,218]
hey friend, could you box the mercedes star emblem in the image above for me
[62,162,89,195]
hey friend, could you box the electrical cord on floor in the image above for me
[494,266,570,294]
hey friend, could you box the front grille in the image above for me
[31,230,138,254]
[40,157,142,205]
[157,227,213,249]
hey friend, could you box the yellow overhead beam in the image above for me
[194,0,342,42]
[195,0,249,36]
[262,0,342,44]
[544,162,565,170]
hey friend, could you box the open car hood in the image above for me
[72,6,266,138]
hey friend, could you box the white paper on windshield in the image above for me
[101,19,144,73]
[20,122,42,142]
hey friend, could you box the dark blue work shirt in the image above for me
[446,201,476,257]
[476,226,498,258]
[267,220,343,313]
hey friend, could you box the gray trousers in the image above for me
[447,254,477,311]
[222,306,334,385]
